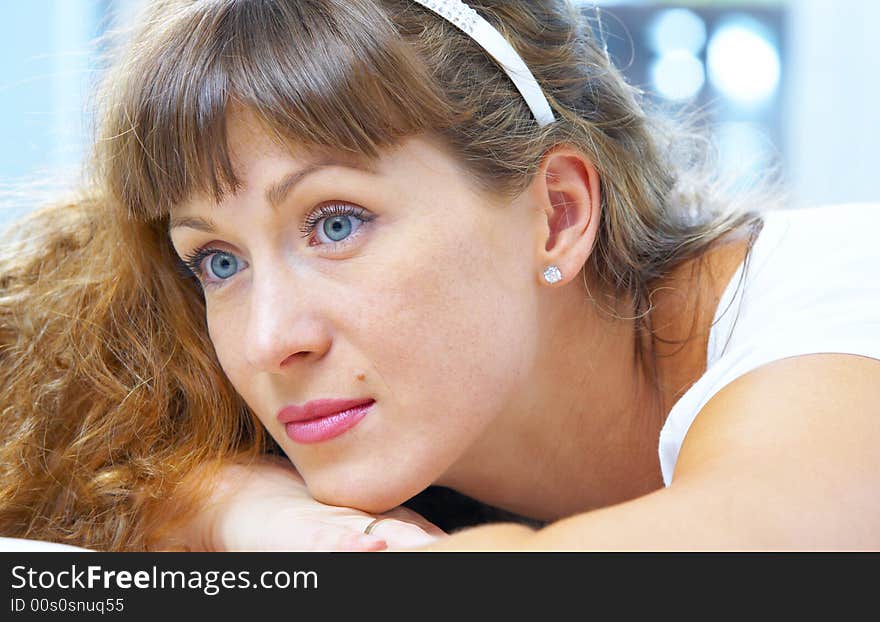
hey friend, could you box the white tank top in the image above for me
[658,203,880,486]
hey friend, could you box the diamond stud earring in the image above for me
[543,265,563,284]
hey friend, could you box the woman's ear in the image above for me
[529,146,602,286]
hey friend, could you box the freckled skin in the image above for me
[169,106,727,521]
[170,113,542,514]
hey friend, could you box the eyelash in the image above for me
[176,246,230,287]
[177,202,376,288]
[299,203,375,241]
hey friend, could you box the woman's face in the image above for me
[169,112,542,512]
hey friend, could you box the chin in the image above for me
[309,485,401,514]
[306,472,422,514]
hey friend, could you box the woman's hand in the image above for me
[188,455,447,551]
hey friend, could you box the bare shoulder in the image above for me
[672,353,880,547]
[463,353,879,551]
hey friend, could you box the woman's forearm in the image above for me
[148,455,298,551]
[409,479,754,551]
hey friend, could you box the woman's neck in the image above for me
[437,230,754,522]
[436,267,662,521]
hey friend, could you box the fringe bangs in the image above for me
[102,0,450,222]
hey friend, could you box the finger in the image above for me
[379,507,448,536]
[343,532,388,552]
[368,519,441,548]
[304,526,387,552]
[414,522,447,537]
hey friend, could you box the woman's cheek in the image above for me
[205,305,248,396]
[363,244,527,404]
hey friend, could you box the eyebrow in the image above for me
[168,159,376,233]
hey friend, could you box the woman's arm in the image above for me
[412,353,880,550]
[154,454,446,552]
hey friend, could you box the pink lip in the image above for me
[277,398,374,444]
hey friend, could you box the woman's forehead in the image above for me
[222,113,456,183]
[168,129,467,223]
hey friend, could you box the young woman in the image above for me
[1,0,877,551]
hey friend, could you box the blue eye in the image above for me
[209,252,239,279]
[322,215,354,242]
[179,247,245,288]
[302,203,376,246]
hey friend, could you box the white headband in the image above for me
[411,0,556,127]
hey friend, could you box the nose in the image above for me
[244,267,333,373]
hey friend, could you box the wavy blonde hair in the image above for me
[1,0,770,550]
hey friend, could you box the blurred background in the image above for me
[1,0,878,229]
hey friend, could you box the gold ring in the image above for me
[363,517,390,535]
